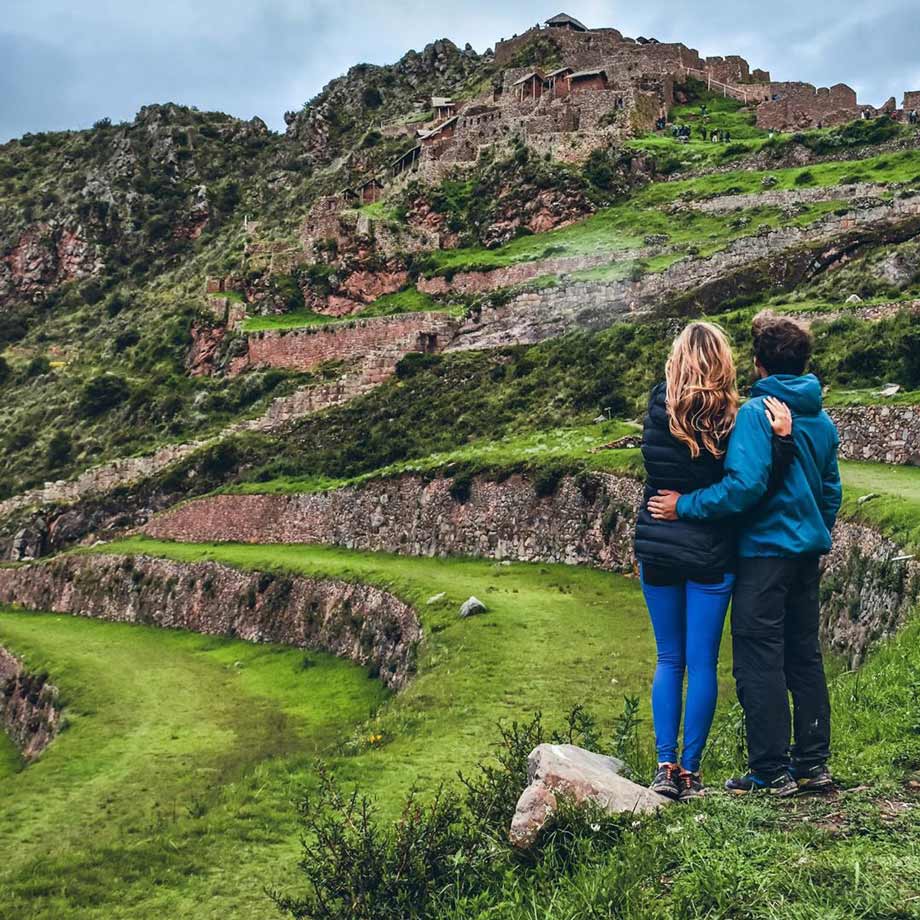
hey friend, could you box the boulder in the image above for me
[845,293,863,303]
[510,743,671,848]
[459,596,487,618]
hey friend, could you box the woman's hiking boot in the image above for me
[650,762,681,799]
[725,770,798,797]
[793,764,834,792]
[678,769,706,801]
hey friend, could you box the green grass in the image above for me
[88,539,675,803]
[241,309,334,332]
[421,147,920,277]
[840,460,920,551]
[239,287,453,333]
[226,420,641,494]
[0,609,386,919]
[1,544,670,917]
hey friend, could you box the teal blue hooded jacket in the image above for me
[675,374,842,558]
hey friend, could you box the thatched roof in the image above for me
[545,13,589,31]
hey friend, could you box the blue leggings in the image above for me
[640,571,734,773]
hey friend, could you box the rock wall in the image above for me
[447,197,920,350]
[145,469,918,663]
[0,645,60,761]
[756,82,860,132]
[827,406,920,464]
[232,312,460,376]
[146,473,644,570]
[820,520,920,666]
[0,554,421,690]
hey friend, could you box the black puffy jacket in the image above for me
[633,382,792,580]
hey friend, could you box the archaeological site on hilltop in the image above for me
[1,9,920,920]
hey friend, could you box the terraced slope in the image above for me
[0,549,659,919]
[0,610,385,919]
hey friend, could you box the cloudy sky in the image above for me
[3,0,920,142]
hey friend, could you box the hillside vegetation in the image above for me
[2,24,920,920]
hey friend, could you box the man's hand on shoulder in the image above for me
[648,489,681,521]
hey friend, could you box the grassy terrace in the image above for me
[3,531,918,918]
[239,287,451,333]
[223,417,920,550]
[225,420,642,494]
[420,147,920,276]
[0,609,386,919]
[0,548,660,919]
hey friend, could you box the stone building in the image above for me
[756,81,860,131]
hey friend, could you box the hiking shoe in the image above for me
[650,762,681,800]
[725,771,798,797]
[794,764,834,792]
[678,770,706,801]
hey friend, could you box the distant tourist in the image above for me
[634,322,794,801]
[724,129,732,143]
[648,313,841,797]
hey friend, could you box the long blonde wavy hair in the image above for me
[665,322,740,459]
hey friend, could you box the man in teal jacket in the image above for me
[649,312,842,795]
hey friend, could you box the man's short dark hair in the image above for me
[751,310,813,376]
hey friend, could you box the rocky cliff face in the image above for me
[0,554,421,689]
[0,645,60,761]
[0,104,282,311]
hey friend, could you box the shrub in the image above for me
[533,463,566,498]
[25,356,51,378]
[79,373,130,416]
[361,87,383,109]
[394,351,440,379]
[47,431,72,467]
[794,169,815,186]
[0,357,8,386]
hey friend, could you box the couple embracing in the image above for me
[634,311,842,801]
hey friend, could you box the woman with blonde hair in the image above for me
[634,322,792,801]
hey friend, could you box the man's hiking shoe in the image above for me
[725,771,798,797]
[678,770,706,801]
[650,763,681,800]
[794,764,834,792]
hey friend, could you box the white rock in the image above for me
[458,596,487,618]
[510,744,671,848]
[426,592,446,605]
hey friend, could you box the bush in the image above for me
[0,356,9,386]
[25,356,51,378]
[47,431,72,467]
[271,706,633,920]
[80,373,130,416]
[361,87,383,109]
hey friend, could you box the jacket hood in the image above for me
[751,373,823,415]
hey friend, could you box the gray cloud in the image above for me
[3,1,919,142]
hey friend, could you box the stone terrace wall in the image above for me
[232,312,461,376]
[145,469,917,663]
[821,520,920,666]
[146,473,644,571]
[0,554,421,690]
[827,406,920,464]
[448,196,920,350]
[0,645,60,761]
